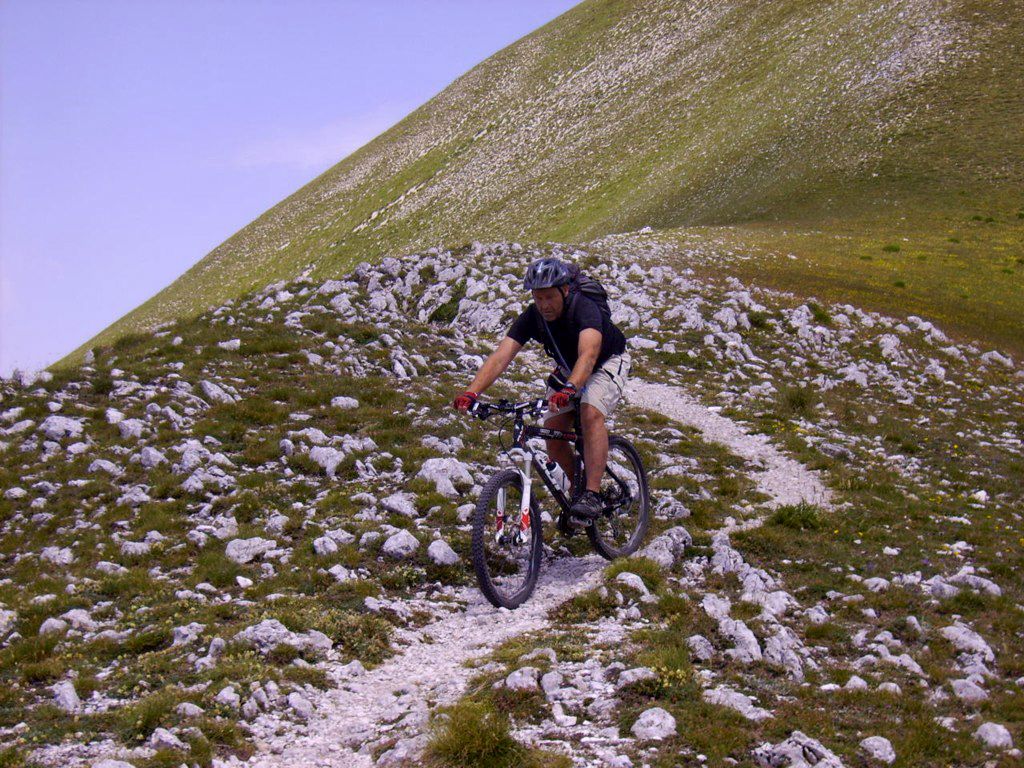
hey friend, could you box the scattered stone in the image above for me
[39,618,68,636]
[617,667,657,689]
[52,680,80,713]
[313,536,339,557]
[752,731,845,768]
[149,727,187,751]
[288,691,314,720]
[427,538,460,566]
[631,707,676,740]
[200,379,237,404]
[172,622,205,646]
[416,457,474,497]
[381,529,419,559]
[639,525,692,568]
[687,634,715,661]
[176,702,204,718]
[940,622,995,663]
[381,492,418,518]
[859,736,896,764]
[41,546,75,566]
[844,675,868,691]
[704,685,772,721]
[225,537,277,564]
[951,678,988,703]
[506,667,540,691]
[215,685,240,708]
[974,722,1013,749]
[38,415,84,440]
[720,618,762,664]
[139,446,167,468]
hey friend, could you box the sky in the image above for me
[0,0,580,375]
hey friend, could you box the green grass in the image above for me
[423,699,570,768]
[667,194,1024,356]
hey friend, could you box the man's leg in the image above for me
[544,410,576,493]
[580,403,607,493]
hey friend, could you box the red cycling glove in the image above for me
[549,383,578,411]
[453,390,479,411]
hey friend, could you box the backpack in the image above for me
[564,263,611,318]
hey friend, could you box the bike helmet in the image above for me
[523,257,571,290]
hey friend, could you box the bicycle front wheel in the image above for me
[587,435,650,560]
[471,468,543,609]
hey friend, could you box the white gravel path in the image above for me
[233,380,832,767]
[627,380,833,510]
[242,555,604,767]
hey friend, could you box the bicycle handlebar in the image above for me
[467,391,583,421]
[468,397,547,421]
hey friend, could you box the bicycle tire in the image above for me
[471,468,544,609]
[586,435,650,560]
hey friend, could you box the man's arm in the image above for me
[567,329,602,390]
[466,336,523,394]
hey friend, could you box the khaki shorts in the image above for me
[545,352,631,419]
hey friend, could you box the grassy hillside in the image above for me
[58,0,1023,367]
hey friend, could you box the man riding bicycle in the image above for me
[453,257,631,522]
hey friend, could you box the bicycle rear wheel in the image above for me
[471,468,543,609]
[586,435,650,560]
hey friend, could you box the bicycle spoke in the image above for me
[473,470,542,606]
[587,437,649,559]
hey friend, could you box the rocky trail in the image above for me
[228,379,833,767]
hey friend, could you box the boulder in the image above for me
[859,736,896,764]
[631,707,676,740]
[39,415,84,440]
[381,530,419,559]
[52,680,80,713]
[225,537,276,564]
[703,686,773,721]
[288,691,314,720]
[416,457,474,497]
[505,667,540,691]
[974,722,1013,750]
[752,731,845,768]
[639,526,691,569]
[381,492,418,518]
[427,539,460,566]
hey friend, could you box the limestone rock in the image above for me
[381,529,419,559]
[859,736,896,764]
[427,539,460,566]
[225,537,276,564]
[631,707,676,740]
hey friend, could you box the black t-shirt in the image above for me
[507,292,626,371]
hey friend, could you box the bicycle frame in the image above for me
[511,407,581,517]
[473,395,638,537]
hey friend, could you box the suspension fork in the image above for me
[515,448,533,532]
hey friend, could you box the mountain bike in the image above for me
[465,394,650,609]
